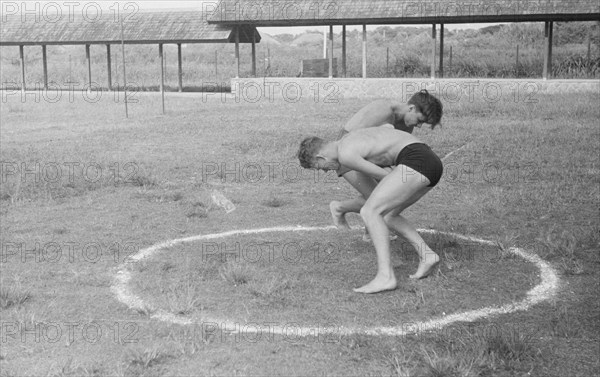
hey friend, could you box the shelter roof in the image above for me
[207,0,600,25]
[1,10,259,46]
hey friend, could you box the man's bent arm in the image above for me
[339,153,389,181]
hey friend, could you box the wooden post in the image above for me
[515,44,519,77]
[430,24,436,79]
[86,44,92,85]
[215,50,218,78]
[587,31,592,77]
[362,24,367,78]
[342,25,346,77]
[235,27,241,77]
[587,32,591,61]
[106,44,112,90]
[439,23,444,78]
[159,44,165,114]
[386,47,389,76]
[119,15,128,118]
[543,21,553,80]
[177,43,183,92]
[113,50,118,84]
[251,30,257,77]
[19,45,25,92]
[449,45,453,77]
[549,21,553,77]
[267,47,271,75]
[42,45,48,89]
[323,26,327,58]
[328,25,333,78]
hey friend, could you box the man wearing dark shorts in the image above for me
[330,90,443,232]
[298,125,443,293]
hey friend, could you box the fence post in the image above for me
[164,49,167,83]
[42,45,48,89]
[587,32,591,77]
[177,43,183,92]
[119,15,128,118]
[439,23,444,78]
[106,44,112,91]
[86,44,92,86]
[19,45,25,93]
[516,44,519,77]
[159,43,165,114]
[386,47,389,77]
[449,46,452,77]
[430,24,436,79]
[362,24,367,78]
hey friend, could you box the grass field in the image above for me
[0,85,599,376]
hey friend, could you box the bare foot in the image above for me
[329,201,350,229]
[409,254,440,279]
[353,274,397,294]
[362,231,370,242]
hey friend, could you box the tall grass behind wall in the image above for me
[1,22,598,89]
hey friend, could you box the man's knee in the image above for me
[359,205,371,221]
[360,204,381,221]
[383,212,395,226]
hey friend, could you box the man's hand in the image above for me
[337,165,390,179]
[373,166,393,182]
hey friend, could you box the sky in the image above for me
[1,0,507,35]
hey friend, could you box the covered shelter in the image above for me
[208,0,600,79]
[0,9,261,92]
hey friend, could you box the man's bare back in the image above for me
[338,126,423,173]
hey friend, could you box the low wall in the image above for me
[230,78,599,103]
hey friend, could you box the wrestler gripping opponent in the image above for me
[298,125,443,294]
[331,90,443,241]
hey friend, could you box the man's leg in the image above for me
[330,197,365,229]
[384,206,439,279]
[329,170,377,229]
[354,166,433,294]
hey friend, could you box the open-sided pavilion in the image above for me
[1,0,599,90]
[0,9,260,91]
[208,0,600,79]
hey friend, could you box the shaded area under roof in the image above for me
[208,0,600,25]
[0,10,260,46]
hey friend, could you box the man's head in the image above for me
[297,137,339,171]
[407,89,443,129]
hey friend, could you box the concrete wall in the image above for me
[230,78,599,103]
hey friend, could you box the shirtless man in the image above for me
[332,90,443,234]
[298,125,443,293]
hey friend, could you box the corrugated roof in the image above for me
[0,10,260,45]
[208,0,600,25]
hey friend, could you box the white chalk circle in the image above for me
[111,226,559,336]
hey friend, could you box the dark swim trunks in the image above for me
[395,143,443,187]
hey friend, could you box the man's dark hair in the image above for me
[297,136,325,168]
[408,89,443,128]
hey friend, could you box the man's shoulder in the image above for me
[338,132,363,152]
